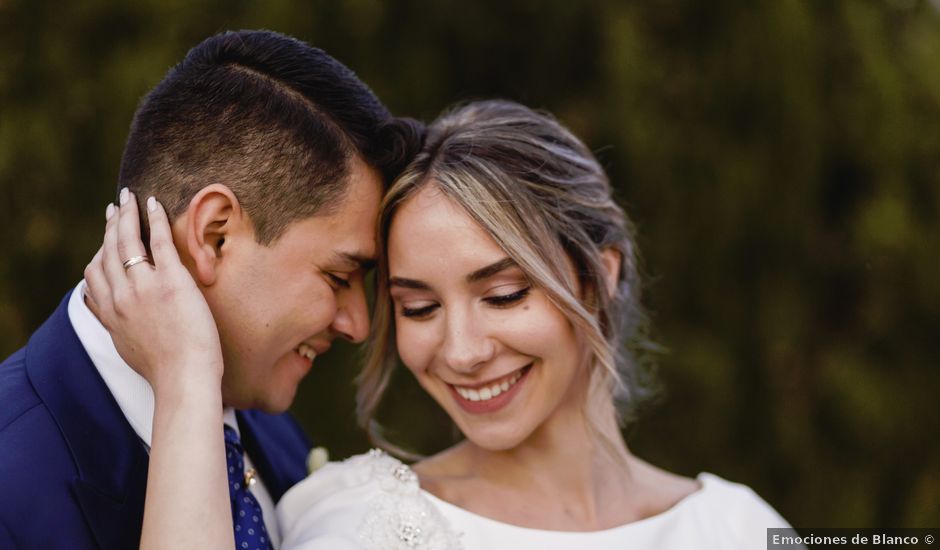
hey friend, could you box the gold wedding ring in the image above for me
[122,255,150,270]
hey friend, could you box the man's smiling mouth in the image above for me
[295,343,317,362]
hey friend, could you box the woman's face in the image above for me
[387,185,587,451]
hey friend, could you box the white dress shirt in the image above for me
[67,281,281,547]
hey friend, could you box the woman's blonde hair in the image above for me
[357,100,654,458]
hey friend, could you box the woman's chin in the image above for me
[459,424,531,453]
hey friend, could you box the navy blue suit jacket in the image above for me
[0,292,312,549]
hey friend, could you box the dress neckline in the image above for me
[419,472,716,536]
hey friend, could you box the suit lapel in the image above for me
[237,410,309,503]
[237,410,288,502]
[25,292,149,550]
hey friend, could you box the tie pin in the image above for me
[244,468,257,488]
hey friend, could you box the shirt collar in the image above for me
[223,407,240,436]
[67,280,241,443]
[68,280,156,447]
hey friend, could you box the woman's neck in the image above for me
[417,405,641,531]
[481,422,633,527]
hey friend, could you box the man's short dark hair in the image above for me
[118,29,422,244]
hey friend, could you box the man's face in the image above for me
[208,157,382,412]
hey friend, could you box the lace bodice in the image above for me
[356,450,464,549]
[277,449,464,550]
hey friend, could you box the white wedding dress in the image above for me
[276,450,791,550]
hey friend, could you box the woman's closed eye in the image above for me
[398,286,531,319]
[400,301,438,319]
[483,285,530,308]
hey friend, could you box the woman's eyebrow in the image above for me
[389,277,430,290]
[389,258,518,290]
[466,257,517,283]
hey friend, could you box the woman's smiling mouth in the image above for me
[449,364,532,413]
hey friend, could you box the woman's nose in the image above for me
[440,311,495,373]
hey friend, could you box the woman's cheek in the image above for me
[396,323,437,375]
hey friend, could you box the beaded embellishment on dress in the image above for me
[357,449,465,550]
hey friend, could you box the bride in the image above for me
[87,100,792,549]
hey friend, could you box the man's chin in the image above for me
[222,389,297,414]
[255,398,293,415]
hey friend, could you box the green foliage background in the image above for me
[1,0,938,528]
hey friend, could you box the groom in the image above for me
[0,30,420,549]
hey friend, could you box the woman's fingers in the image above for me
[84,194,224,390]
[145,196,182,271]
[116,188,152,279]
[100,200,125,291]
[84,246,111,325]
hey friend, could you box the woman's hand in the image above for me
[84,189,223,394]
[86,191,235,549]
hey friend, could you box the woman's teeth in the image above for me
[455,370,523,402]
[296,343,317,362]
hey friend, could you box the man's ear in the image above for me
[174,184,244,287]
[599,248,622,299]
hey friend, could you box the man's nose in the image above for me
[330,284,370,343]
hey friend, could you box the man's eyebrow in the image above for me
[335,252,376,271]
[389,277,430,290]
[466,257,518,283]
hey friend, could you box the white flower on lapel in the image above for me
[306,446,330,474]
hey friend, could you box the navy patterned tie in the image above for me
[224,425,273,550]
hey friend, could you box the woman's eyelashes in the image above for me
[483,286,530,307]
[401,303,438,318]
[398,286,531,319]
